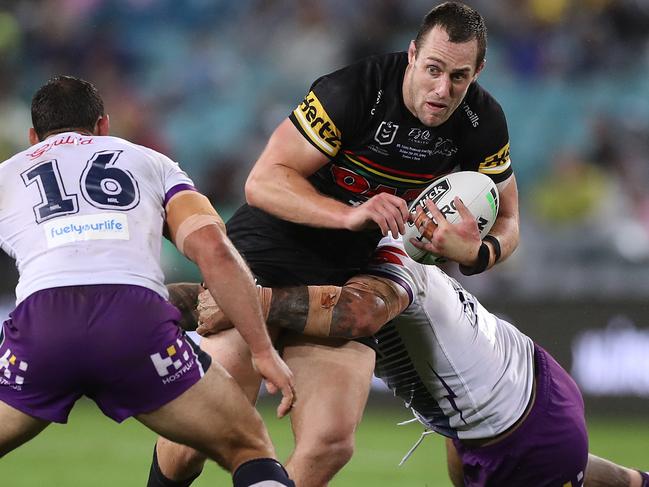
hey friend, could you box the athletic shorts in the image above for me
[0,284,211,423]
[452,344,588,487]
[227,204,381,286]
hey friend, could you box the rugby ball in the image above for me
[403,171,499,264]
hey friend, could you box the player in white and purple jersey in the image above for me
[0,75,296,487]
[194,236,648,487]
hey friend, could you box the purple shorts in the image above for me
[453,344,588,487]
[0,284,211,423]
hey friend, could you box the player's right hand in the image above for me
[344,193,409,238]
[195,288,235,336]
[251,347,296,419]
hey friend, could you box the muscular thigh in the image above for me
[281,333,375,443]
[199,328,263,404]
[0,400,49,457]
[137,359,271,466]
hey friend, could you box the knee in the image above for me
[209,419,275,470]
[173,444,208,474]
[156,439,207,479]
[297,429,356,470]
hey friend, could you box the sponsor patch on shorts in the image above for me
[44,213,129,247]
[150,338,199,385]
[0,347,29,390]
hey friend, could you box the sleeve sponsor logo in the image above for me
[479,142,511,174]
[293,91,342,157]
[43,212,129,248]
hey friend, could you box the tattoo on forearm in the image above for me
[167,282,201,331]
[267,287,358,339]
[330,296,358,339]
[267,287,309,333]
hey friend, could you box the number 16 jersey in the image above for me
[0,132,194,304]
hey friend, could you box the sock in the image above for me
[232,458,295,487]
[146,445,201,487]
[638,470,649,487]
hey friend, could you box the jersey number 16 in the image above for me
[21,150,141,223]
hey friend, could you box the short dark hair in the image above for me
[414,2,487,69]
[31,75,105,140]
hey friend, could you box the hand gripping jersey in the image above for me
[366,238,534,440]
[290,52,512,207]
[0,132,194,304]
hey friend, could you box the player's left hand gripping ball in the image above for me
[403,171,499,264]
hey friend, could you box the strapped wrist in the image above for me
[483,235,502,263]
[459,242,491,276]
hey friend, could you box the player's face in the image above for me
[403,26,483,127]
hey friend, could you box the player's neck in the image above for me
[43,128,94,139]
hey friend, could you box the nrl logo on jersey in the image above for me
[375,121,399,145]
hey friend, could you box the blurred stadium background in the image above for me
[1,0,648,484]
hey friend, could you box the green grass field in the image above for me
[3,396,648,486]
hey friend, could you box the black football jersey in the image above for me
[226,52,513,287]
[289,52,512,206]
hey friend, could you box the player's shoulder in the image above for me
[103,136,179,170]
[0,150,25,172]
[102,135,162,156]
[461,82,506,126]
[315,52,407,93]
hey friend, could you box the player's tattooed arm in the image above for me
[267,287,309,334]
[267,277,407,339]
[167,282,202,331]
[195,276,408,339]
[267,287,361,339]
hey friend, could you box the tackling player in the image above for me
[194,232,649,487]
[0,76,296,487]
[150,3,520,486]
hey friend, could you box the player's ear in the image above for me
[473,59,486,81]
[28,127,40,145]
[407,40,417,64]
[96,114,110,136]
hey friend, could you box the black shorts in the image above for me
[226,204,381,287]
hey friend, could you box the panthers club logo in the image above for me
[375,121,399,145]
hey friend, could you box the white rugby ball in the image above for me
[403,171,499,264]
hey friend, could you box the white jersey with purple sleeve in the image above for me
[366,238,535,440]
[0,132,194,303]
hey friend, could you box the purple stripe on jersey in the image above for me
[365,270,414,305]
[164,184,196,207]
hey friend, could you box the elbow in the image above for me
[345,296,385,338]
[244,173,258,206]
[353,311,384,337]
[244,167,268,207]
[350,320,381,338]
[183,226,232,270]
[335,288,388,338]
